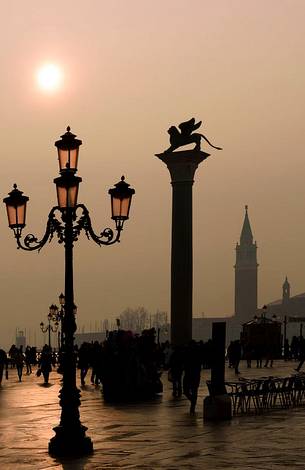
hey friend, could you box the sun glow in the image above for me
[37,64,62,92]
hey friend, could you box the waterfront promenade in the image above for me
[0,360,304,469]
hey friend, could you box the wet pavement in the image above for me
[0,360,304,469]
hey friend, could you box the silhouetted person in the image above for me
[30,346,37,366]
[243,341,253,368]
[0,348,8,385]
[295,336,305,372]
[15,346,24,382]
[229,340,241,375]
[25,346,32,374]
[101,328,162,402]
[162,341,172,369]
[291,336,299,360]
[8,344,18,368]
[78,342,91,386]
[254,344,263,368]
[183,341,202,414]
[264,344,274,368]
[39,345,52,384]
[168,346,184,397]
[90,341,102,385]
[284,339,290,361]
[227,341,234,368]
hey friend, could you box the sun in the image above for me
[37,64,62,92]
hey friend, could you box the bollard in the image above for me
[203,322,232,421]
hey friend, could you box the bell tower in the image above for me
[234,206,258,322]
[282,276,291,307]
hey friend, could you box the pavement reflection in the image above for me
[0,360,304,469]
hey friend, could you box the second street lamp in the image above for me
[3,126,135,457]
[40,305,59,349]
[49,294,77,350]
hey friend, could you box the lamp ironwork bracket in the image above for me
[13,204,121,252]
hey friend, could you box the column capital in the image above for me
[156,150,209,183]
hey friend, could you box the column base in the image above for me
[203,395,232,422]
[48,424,93,456]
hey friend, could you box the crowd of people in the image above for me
[226,335,305,374]
[0,344,54,384]
[2,330,305,415]
[75,332,208,413]
[0,329,211,414]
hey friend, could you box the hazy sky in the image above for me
[1,1,305,348]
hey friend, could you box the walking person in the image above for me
[227,341,234,368]
[168,346,184,397]
[254,343,263,368]
[15,346,24,382]
[295,336,305,372]
[78,342,91,386]
[284,339,290,361]
[0,348,8,385]
[39,345,53,384]
[25,346,32,375]
[183,341,202,415]
[231,340,241,375]
[264,345,274,368]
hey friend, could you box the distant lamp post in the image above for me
[59,292,65,306]
[40,305,59,348]
[261,305,268,319]
[48,299,65,350]
[3,127,135,456]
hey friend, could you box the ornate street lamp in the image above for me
[49,294,77,350]
[3,127,135,456]
[48,302,63,350]
[40,305,59,348]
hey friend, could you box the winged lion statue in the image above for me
[164,118,222,153]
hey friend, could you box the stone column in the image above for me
[156,150,208,346]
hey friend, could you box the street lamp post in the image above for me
[40,306,59,348]
[49,303,61,350]
[3,127,135,456]
[49,295,73,350]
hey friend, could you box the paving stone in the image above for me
[0,360,304,469]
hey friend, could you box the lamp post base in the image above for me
[48,424,93,456]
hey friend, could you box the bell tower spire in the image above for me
[240,205,253,245]
[234,206,258,321]
[282,276,291,306]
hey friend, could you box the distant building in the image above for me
[260,277,305,338]
[264,277,305,317]
[192,206,305,344]
[241,315,282,358]
[234,205,258,323]
[192,206,258,343]
[16,330,26,349]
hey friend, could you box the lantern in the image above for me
[108,176,135,230]
[3,184,29,230]
[55,127,82,172]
